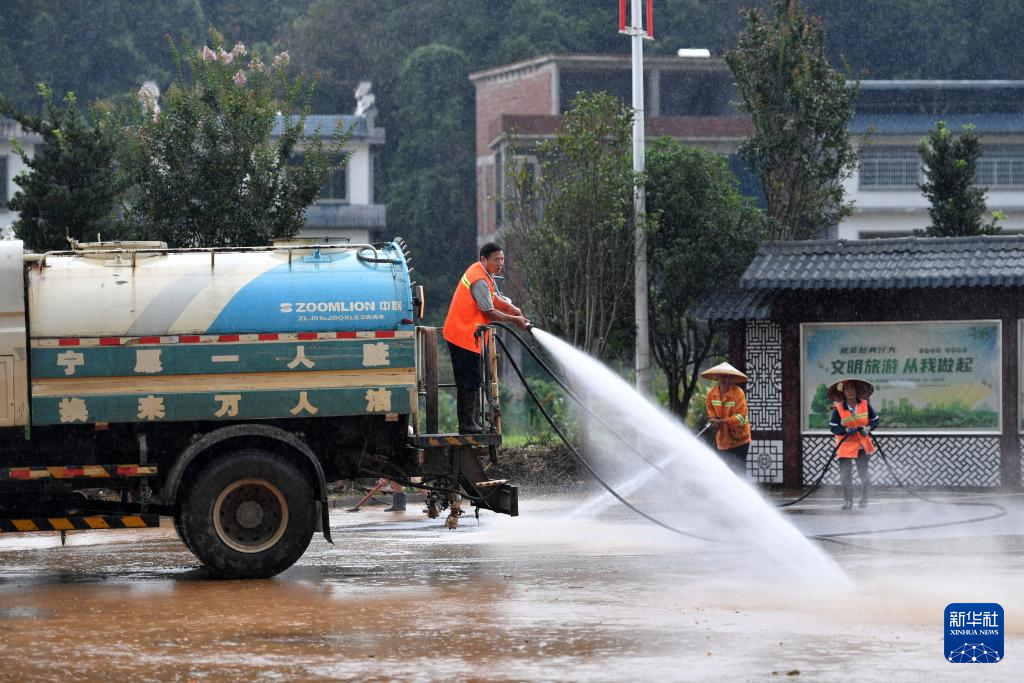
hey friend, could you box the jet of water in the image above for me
[529,328,848,587]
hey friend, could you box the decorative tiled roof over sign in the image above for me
[741,235,1024,291]
[686,290,773,322]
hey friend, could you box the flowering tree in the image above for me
[124,30,344,247]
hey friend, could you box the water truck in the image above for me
[0,238,517,578]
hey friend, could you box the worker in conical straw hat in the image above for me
[826,377,879,511]
[701,362,751,477]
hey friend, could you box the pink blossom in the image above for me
[249,56,265,72]
[152,111,160,123]
[273,51,290,68]
[201,45,216,61]
[232,42,247,57]
[218,48,234,64]
[233,70,247,87]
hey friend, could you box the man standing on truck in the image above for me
[442,242,530,434]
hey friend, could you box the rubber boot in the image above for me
[457,391,483,434]
[384,492,406,512]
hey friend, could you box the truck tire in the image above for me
[180,449,316,579]
[173,514,195,554]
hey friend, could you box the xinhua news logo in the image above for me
[945,603,1003,663]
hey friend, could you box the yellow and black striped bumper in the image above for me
[1,465,157,481]
[0,515,161,532]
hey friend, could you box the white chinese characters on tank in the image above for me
[287,345,315,370]
[290,391,318,415]
[362,342,390,367]
[214,394,241,417]
[365,388,392,412]
[59,397,88,423]
[57,350,84,376]
[138,395,166,421]
[134,349,163,374]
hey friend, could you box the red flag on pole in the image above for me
[619,0,627,31]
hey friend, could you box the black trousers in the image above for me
[447,342,482,392]
[839,452,871,503]
[720,442,749,476]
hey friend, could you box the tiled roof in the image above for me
[272,114,375,140]
[741,235,1024,291]
[686,290,773,321]
[498,114,751,142]
[850,112,1024,135]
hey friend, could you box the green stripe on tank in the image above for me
[31,338,414,379]
[31,386,413,426]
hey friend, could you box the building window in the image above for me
[977,145,1024,188]
[291,153,347,202]
[0,156,7,209]
[860,143,1024,191]
[858,145,921,190]
[319,162,347,201]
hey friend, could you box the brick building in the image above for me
[469,53,750,246]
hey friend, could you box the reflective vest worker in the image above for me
[827,377,879,510]
[442,242,530,434]
[701,362,752,476]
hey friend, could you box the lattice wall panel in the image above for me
[802,435,1001,487]
[745,321,782,431]
[748,440,783,484]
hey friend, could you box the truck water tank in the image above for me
[27,242,414,338]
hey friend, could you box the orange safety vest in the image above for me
[442,261,511,353]
[706,384,751,450]
[834,400,877,459]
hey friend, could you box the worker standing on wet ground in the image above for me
[702,362,752,476]
[828,378,879,511]
[442,242,531,434]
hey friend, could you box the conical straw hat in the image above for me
[826,377,875,402]
[700,362,748,383]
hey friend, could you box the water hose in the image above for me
[775,432,852,508]
[493,331,720,542]
[809,432,1007,548]
[491,324,1010,548]
[488,323,695,484]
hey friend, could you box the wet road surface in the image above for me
[1,490,1023,682]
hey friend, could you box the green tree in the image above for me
[919,121,1001,236]
[1,85,127,252]
[503,91,634,360]
[386,44,476,322]
[122,30,342,247]
[811,383,830,414]
[0,1,205,112]
[725,0,860,240]
[645,138,766,419]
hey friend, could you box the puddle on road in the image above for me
[0,497,1022,681]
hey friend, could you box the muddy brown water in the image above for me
[1,494,1023,682]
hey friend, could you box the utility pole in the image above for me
[621,0,653,395]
